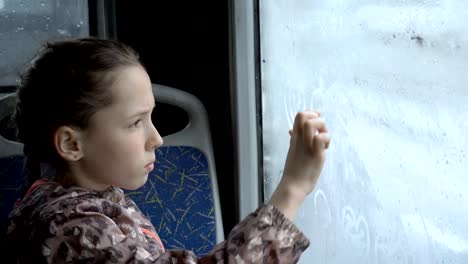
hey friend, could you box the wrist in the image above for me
[268,179,307,221]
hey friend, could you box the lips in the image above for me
[145,160,155,172]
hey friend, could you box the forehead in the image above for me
[108,65,154,110]
[88,65,154,127]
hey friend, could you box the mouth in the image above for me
[145,160,155,172]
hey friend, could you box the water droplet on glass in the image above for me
[57,29,69,36]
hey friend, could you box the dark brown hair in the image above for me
[14,38,141,188]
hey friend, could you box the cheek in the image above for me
[84,128,145,166]
[85,130,125,160]
[106,133,145,164]
[90,133,119,153]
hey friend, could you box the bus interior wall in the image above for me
[109,1,237,236]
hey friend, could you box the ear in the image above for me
[54,126,84,162]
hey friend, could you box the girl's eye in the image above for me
[130,119,142,128]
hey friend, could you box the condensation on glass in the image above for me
[0,0,89,85]
[261,0,468,263]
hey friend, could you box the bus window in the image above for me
[260,1,468,263]
[0,0,89,87]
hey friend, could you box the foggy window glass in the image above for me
[261,1,468,263]
[0,0,88,85]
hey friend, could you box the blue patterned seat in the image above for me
[0,155,27,232]
[0,94,25,235]
[127,146,216,255]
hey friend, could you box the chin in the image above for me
[119,175,149,191]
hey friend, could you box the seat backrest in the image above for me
[126,84,223,255]
[0,155,27,231]
[0,85,223,256]
[0,94,24,233]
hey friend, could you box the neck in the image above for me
[57,169,111,191]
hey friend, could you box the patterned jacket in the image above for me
[3,180,310,263]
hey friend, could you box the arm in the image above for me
[269,110,330,221]
[43,204,309,264]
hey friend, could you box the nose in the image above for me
[146,122,163,151]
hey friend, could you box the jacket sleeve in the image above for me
[44,204,310,263]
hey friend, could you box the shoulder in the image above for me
[10,182,130,225]
[5,183,164,262]
[38,184,133,222]
[5,182,119,250]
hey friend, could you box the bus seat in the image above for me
[126,84,224,255]
[0,85,223,256]
[0,94,24,234]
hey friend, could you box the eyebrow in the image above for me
[128,104,156,119]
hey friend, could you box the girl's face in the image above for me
[77,65,163,190]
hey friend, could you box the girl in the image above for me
[3,38,330,263]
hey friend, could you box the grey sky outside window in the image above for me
[0,0,88,86]
[261,1,468,263]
